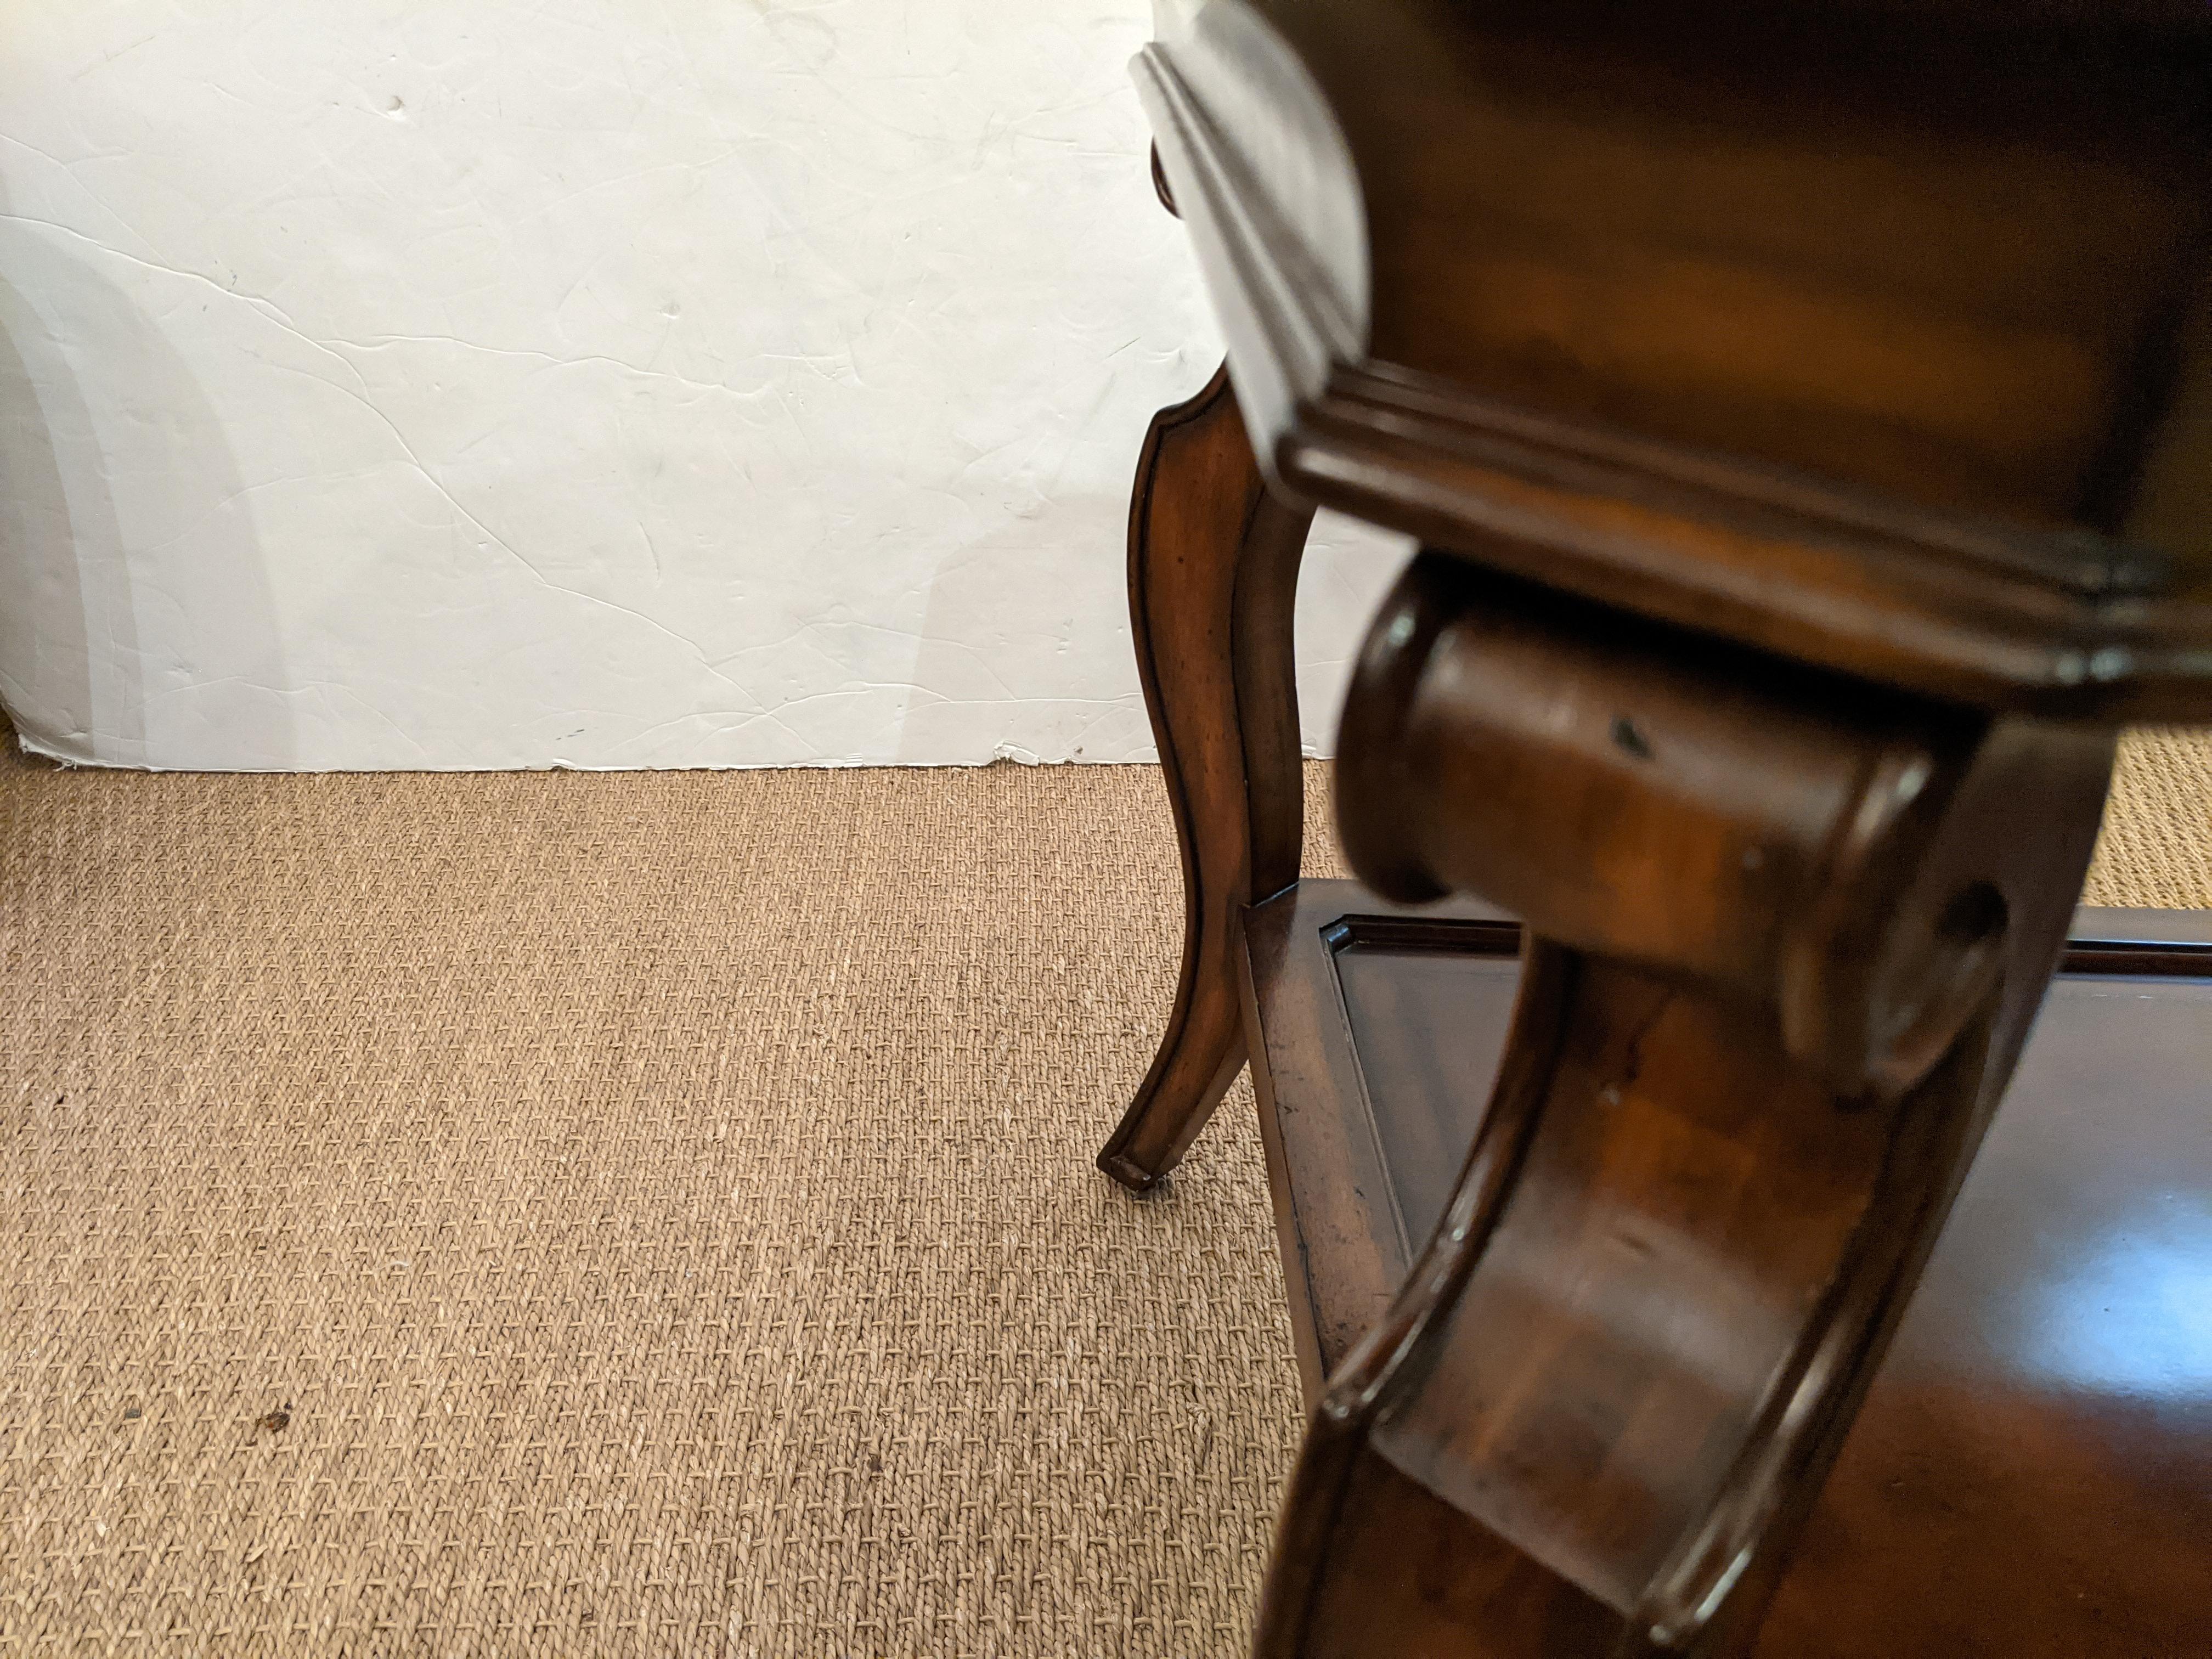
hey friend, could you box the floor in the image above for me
[2,731,2208,1655]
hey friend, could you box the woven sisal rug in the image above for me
[3,731,2207,1655]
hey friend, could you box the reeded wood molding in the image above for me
[1287,366,2212,721]
[1138,2,2212,721]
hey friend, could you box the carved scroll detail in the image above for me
[1257,551,2115,1656]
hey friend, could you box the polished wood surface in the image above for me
[1240,887,1522,1400]
[1242,881,2212,1657]
[1760,926,2212,1657]
[1094,364,1312,1190]
[1338,552,2117,1094]
[1135,0,2212,716]
[1254,2,2210,528]
[1250,543,2124,1655]
[1101,0,2212,1651]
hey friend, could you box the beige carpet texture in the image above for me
[3,727,2209,1656]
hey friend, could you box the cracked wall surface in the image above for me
[0,1,1410,770]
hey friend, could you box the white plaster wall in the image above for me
[0,1,1410,770]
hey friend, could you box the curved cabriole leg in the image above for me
[1257,554,2117,1656]
[1096,363,1313,1192]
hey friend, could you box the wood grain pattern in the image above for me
[1094,363,1312,1190]
[1134,0,2212,718]
[1240,882,2212,1657]
[1278,2,2209,520]
[1275,364,2212,721]
[1250,554,2119,1654]
[1240,887,1523,1398]
[1109,2,2212,1650]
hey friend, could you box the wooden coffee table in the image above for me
[1093,3,2212,1654]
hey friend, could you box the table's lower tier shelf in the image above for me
[1240,879,2212,1658]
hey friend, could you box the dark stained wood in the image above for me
[1240,885,1523,1399]
[1274,365,2212,722]
[1266,2,2212,526]
[1094,363,1313,1190]
[1326,918,1522,1251]
[1338,552,2120,1094]
[1132,0,2212,718]
[1101,1,2212,1651]
[1240,881,2212,1657]
[1758,936,2212,1657]
[1294,1446,1618,1659]
[1254,552,2118,1655]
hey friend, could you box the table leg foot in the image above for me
[1096,362,1311,1189]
